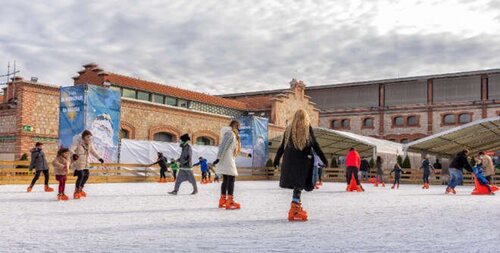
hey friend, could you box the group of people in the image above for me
[25,108,497,221]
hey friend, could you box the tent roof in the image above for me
[404,116,500,157]
[269,127,403,157]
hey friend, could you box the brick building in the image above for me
[0,63,319,161]
[223,69,500,144]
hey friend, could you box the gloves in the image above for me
[72,154,79,161]
[213,159,220,165]
[99,158,104,164]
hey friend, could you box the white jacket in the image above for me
[216,126,239,176]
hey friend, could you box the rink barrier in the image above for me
[1,161,497,185]
[0,161,272,185]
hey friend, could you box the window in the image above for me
[110,86,121,93]
[363,118,374,128]
[196,137,213,146]
[153,94,165,104]
[443,114,455,125]
[137,91,151,101]
[342,119,350,129]
[393,116,404,126]
[407,116,418,126]
[178,99,189,108]
[119,129,129,139]
[122,88,136,99]
[166,97,177,106]
[458,113,472,124]
[154,132,174,142]
[331,120,341,129]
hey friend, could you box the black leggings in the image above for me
[292,188,302,203]
[221,175,235,195]
[30,170,49,187]
[75,169,90,189]
[423,171,430,184]
[160,168,166,179]
[393,176,400,185]
[346,166,361,185]
[202,171,208,181]
[172,170,177,180]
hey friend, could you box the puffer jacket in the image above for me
[52,156,70,176]
[29,148,49,171]
[71,138,101,171]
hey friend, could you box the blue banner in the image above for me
[237,116,269,167]
[85,85,121,163]
[59,86,85,148]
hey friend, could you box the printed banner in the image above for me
[237,116,269,167]
[85,85,121,163]
[59,86,85,149]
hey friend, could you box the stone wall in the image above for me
[271,80,320,127]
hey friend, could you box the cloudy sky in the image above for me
[1,0,500,94]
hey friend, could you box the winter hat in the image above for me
[180,134,191,142]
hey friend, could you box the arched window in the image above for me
[154,132,174,142]
[341,119,350,128]
[119,129,130,139]
[331,120,341,129]
[196,136,214,146]
[407,116,418,126]
[443,114,455,125]
[363,118,374,128]
[393,116,404,126]
[458,113,472,124]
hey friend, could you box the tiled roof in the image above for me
[104,73,248,110]
[230,95,274,110]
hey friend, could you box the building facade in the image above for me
[224,69,500,143]
[0,63,319,161]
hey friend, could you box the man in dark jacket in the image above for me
[169,134,198,195]
[360,157,370,181]
[446,149,472,194]
[27,142,54,192]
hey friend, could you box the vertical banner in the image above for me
[85,85,121,163]
[59,86,85,148]
[237,116,269,167]
[251,117,269,167]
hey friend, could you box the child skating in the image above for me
[71,130,104,199]
[420,155,435,189]
[169,134,198,195]
[193,157,210,184]
[274,109,328,221]
[375,156,385,187]
[27,142,54,193]
[52,147,71,201]
[213,120,250,210]
[150,152,169,183]
[390,162,403,189]
[169,158,179,181]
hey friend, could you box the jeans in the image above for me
[75,169,90,189]
[376,174,384,183]
[312,166,319,184]
[361,171,369,181]
[423,171,430,184]
[448,168,463,189]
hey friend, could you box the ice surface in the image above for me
[1,181,498,253]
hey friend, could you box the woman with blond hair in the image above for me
[274,109,328,221]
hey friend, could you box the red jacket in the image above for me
[345,150,361,169]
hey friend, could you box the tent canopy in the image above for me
[269,127,403,158]
[404,116,500,157]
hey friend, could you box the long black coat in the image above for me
[274,126,328,191]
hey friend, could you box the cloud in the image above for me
[0,0,499,95]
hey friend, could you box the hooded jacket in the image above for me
[345,150,361,169]
[29,148,49,171]
[52,156,70,176]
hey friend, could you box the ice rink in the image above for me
[1,181,499,253]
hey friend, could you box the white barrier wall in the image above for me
[119,139,253,167]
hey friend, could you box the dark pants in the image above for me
[75,169,90,189]
[393,176,400,185]
[160,167,167,179]
[221,175,235,195]
[202,171,208,181]
[318,167,323,182]
[208,171,212,180]
[173,169,198,192]
[486,175,492,184]
[56,175,67,194]
[30,170,49,187]
[423,171,430,184]
[292,188,302,203]
[172,170,178,180]
[346,166,361,185]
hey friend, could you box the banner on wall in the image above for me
[58,84,121,162]
[237,116,269,167]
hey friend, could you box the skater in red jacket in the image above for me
[345,148,363,191]
[274,109,328,222]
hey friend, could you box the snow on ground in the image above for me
[0,181,499,253]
